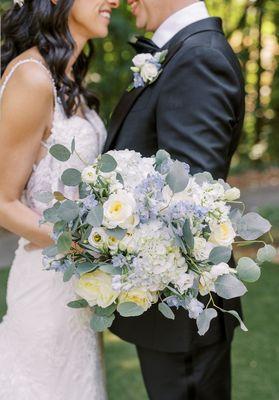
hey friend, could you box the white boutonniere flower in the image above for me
[127,50,168,92]
[14,0,24,6]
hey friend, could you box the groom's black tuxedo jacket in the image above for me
[105,17,245,353]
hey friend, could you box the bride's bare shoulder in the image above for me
[1,48,53,99]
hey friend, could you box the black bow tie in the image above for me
[129,36,160,54]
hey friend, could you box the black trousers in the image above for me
[136,340,231,400]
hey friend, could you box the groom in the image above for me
[105,0,245,399]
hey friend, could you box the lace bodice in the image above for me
[0,58,107,216]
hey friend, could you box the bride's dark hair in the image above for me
[1,0,99,116]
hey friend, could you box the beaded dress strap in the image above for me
[0,58,58,108]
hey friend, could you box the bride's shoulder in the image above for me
[1,51,53,100]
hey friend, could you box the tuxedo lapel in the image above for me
[105,41,182,151]
[105,17,224,152]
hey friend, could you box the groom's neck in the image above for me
[154,0,200,31]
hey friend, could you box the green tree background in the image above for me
[1,0,278,170]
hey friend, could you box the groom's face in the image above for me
[127,0,167,31]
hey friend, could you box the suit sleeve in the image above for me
[156,46,241,179]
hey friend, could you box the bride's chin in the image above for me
[89,26,109,39]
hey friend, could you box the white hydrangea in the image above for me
[193,237,214,261]
[107,150,155,191]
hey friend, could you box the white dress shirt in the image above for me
[152,2,210,48]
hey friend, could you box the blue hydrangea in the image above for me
[112,254,127,268]
[135,173,165,222]
[82,194,98,210]
[165,296,184,309]
[133,72,145,88]
[169,201,207,221]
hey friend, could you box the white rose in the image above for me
[103,190,138,230]
[193,237,214,261]
[140,62,159,83]
[132,53,153,68]
[75,270,119,308]
[224,187,241,201]
[81,166,97,184]
[209,221,236,246]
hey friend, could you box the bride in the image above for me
[0,0,119,398]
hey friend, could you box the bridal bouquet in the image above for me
[40,146,275,335]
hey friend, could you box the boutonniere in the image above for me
[127,50,168,92]
[14,0,24,6]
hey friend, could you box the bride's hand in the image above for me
[24,242,41,251]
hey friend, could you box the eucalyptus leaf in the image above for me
[194,171,214,185]
[116,173,124,185]
[209,246,232,264]
[95,303,117,317]
[77,262,98,275]
[220,308,248,332]
[63,264,75,282]
[50,144,71,162]
[230,208,243,230]
[99,154,117,173]
[71,137,75,154]
[155,149,170,172]
[99,264,121,275]
[61,168,81,187]
[33,191,53,204]
[215,274,247,299]
[257,245,277,264]
[79,182,90,199]
[42,244,59,257]
[158,302,175,320]
[57,231,72,253]
[90,313,115,332]
[196,308,218,336]
[182,219,194,249]
[53,191,66,201]
[237,212,272,240]
[166,161,189,193]
[58,200,80,222]
[236,257,261,282]
[67,299,88,309]
[106,227,127,240]
[43,203,61,223]
[86,205,103,227]
[117,302,145,317]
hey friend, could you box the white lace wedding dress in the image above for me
[0,59,108,400]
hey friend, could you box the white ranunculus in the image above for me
[88,227,108,250]
[140,62,159,83]
[209,220,236,246]
[193,237,214,261]
[132,53,153,68]
[103,190,138,230]
[224,187,241,201]
[81,166,97,184]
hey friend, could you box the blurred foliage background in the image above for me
[1,0,278,171]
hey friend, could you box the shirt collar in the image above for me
[152,2,210,48]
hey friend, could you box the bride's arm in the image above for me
[0,63,54,248]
